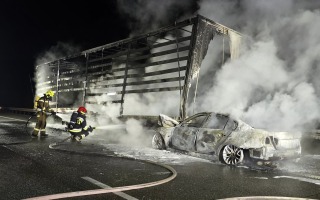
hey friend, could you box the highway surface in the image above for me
[0,111,320,200]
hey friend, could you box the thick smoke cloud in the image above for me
[197,0,320,131]
[117,0,199,36]
[34,42,81,97]
[35,42,81,67]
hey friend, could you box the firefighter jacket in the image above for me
[36,95,51,113]
[68,111,92,133]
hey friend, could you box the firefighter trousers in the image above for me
[32,111,48,136]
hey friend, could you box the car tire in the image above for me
[219,144,244,165]
[152,132,166,150]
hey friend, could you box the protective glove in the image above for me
[68,123,74,129]
[88,126,94,132]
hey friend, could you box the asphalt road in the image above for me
[0,112,320,200]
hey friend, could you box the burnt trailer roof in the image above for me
[35,15,242,119]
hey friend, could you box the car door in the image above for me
[170,113,209,152]
[195,113,229,154]
[195,128,224,154]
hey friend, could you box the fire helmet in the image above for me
[45,90,55,97]
[77,106,87,114]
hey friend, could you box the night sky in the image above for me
[0,0,130,108]
[0,0,199,109]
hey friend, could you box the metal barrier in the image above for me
[1,107,35,115]
[0,107,159,127]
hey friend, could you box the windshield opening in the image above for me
[205,114,238,131]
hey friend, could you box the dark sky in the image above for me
[0,0,130,108]
[0,0,199,109]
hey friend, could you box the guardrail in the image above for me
[1,107,36,115]
[0,107,159,127]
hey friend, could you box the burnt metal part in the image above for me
[155,112,302,166]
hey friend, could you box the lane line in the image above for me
[274,175,320,185]
[82,176,138,200]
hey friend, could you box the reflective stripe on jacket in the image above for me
[68,111,87,132]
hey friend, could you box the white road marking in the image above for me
[250,177,268,180]
[274,175,320,185]
[0,115,26,122]
[82,176,138,200]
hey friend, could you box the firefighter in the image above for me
[32,90,56,137]
[68,106,94,141]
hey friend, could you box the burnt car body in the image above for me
[152,112,301,165]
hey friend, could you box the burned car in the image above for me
[152,112,301,166]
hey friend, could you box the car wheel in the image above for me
[220,144,244,165]
[152,132,165,150]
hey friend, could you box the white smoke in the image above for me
[196,0,320,131]
[34,42,81,98]
[121,118,153,147]
[117,0,198,36]
[35,42,81,67]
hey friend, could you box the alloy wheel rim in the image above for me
[222,144,244,165]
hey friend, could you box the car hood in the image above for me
[236,119,301,139]
[158,114,179,128]
[228,120,301,149]
[254,129,302,139]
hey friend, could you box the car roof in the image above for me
[191,112,229,117]
[184,112,230,122]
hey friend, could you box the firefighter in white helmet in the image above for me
[32,90,56,137]
[68,106,94,141]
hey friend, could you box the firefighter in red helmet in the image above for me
[68,106,94,141]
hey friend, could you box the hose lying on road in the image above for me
[25,144,177,200]
[25,161,176,200]
[25,113,36,135]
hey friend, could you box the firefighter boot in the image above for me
[40,130,48,137]
[70,134,77,142]
[32,129,39,137]
[75,134,85,142]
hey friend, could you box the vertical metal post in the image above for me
[175,22,182,96]
[56,60,60,110]
[120,44,131,116]
[179,16,199,120]
[192,70,200,115]
[175,23,183,117]
[83,53,89,106]
[222,35,225,65]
